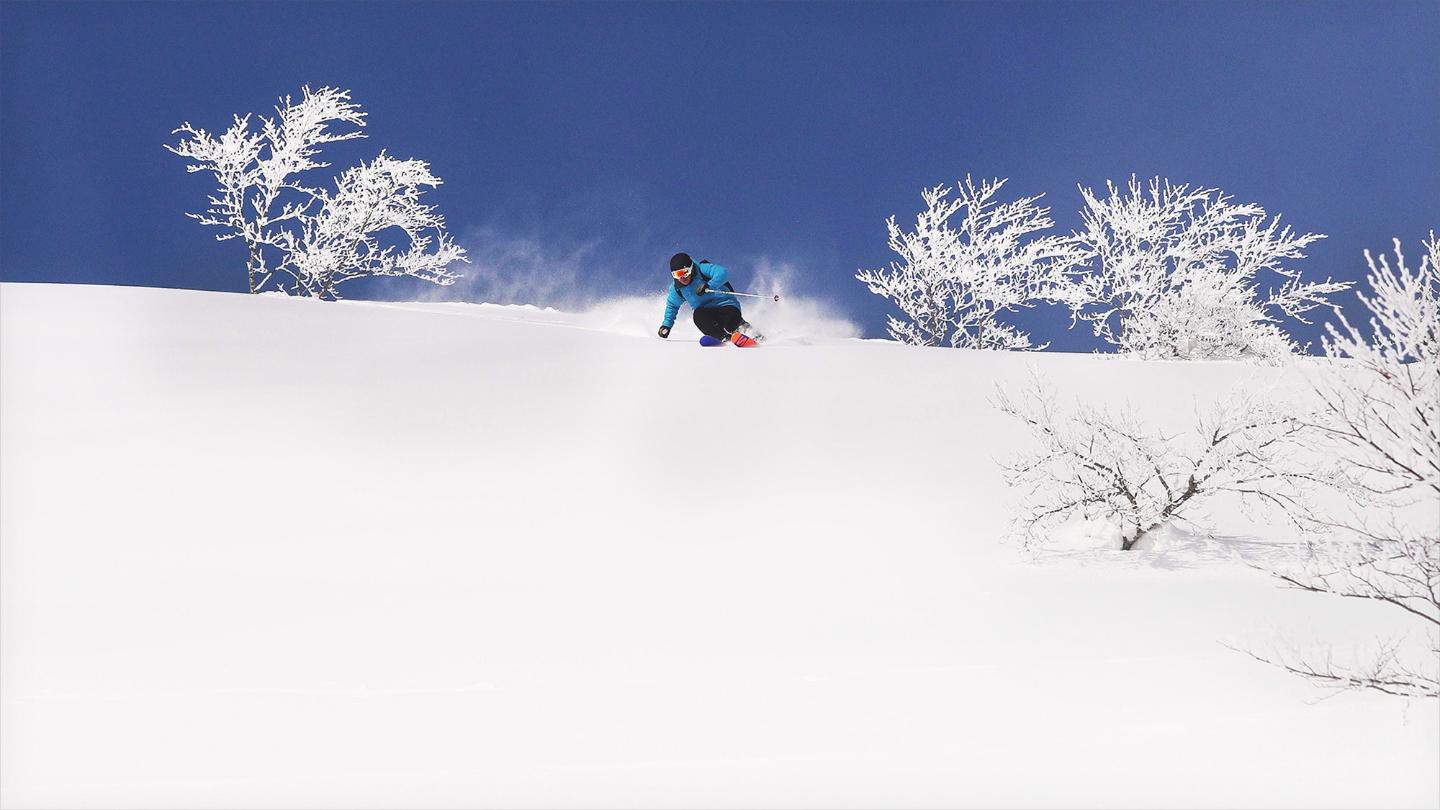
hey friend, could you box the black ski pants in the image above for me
[693,305,745,341]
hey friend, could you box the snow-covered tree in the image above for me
[1246,235,1439,697]
[1313,235,1439,495]
[1060,177,1347,361]
[288,152,466,300]
[995,375,1311,551]
[856,177,1085,350]
[166,86,466,298]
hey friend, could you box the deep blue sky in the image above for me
[3,1,1436,348]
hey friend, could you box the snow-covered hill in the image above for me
[2,283,1435,808]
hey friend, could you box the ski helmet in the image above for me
[669,252,694,282]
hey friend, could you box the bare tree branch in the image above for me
[1242,235,1439,698]
[994,371,1312,552]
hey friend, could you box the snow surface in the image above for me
[1,283,1436,808]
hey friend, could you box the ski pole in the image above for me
[714,290,781,302]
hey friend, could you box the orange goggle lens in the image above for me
[672,267,693,280]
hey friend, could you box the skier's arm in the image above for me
[700,262,729,291]
[661,287,683,328]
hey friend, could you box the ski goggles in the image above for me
[671,266,694,281]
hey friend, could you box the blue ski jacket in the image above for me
[661,261,740,329]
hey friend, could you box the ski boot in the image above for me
[729,322,764,347]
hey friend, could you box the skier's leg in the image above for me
[692,308,730,341]
[715,306,744,338]
[714,306,761,346]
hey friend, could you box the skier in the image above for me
[656,252,762,347]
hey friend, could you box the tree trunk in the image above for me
[1122,522,1161,551]
[245,241,263,294]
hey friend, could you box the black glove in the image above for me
[694,282,709,295]
[657,325,670,339]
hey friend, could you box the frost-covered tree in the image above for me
[166,86,466,298]
[995,375,1311,551]
[1313,235,1439,495]
[288,152,466,300]
[1246,235,1439,698]
[856,177,1085,350]
[1060,177,1347,360]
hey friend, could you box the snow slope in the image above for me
[1,283,1436,809]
